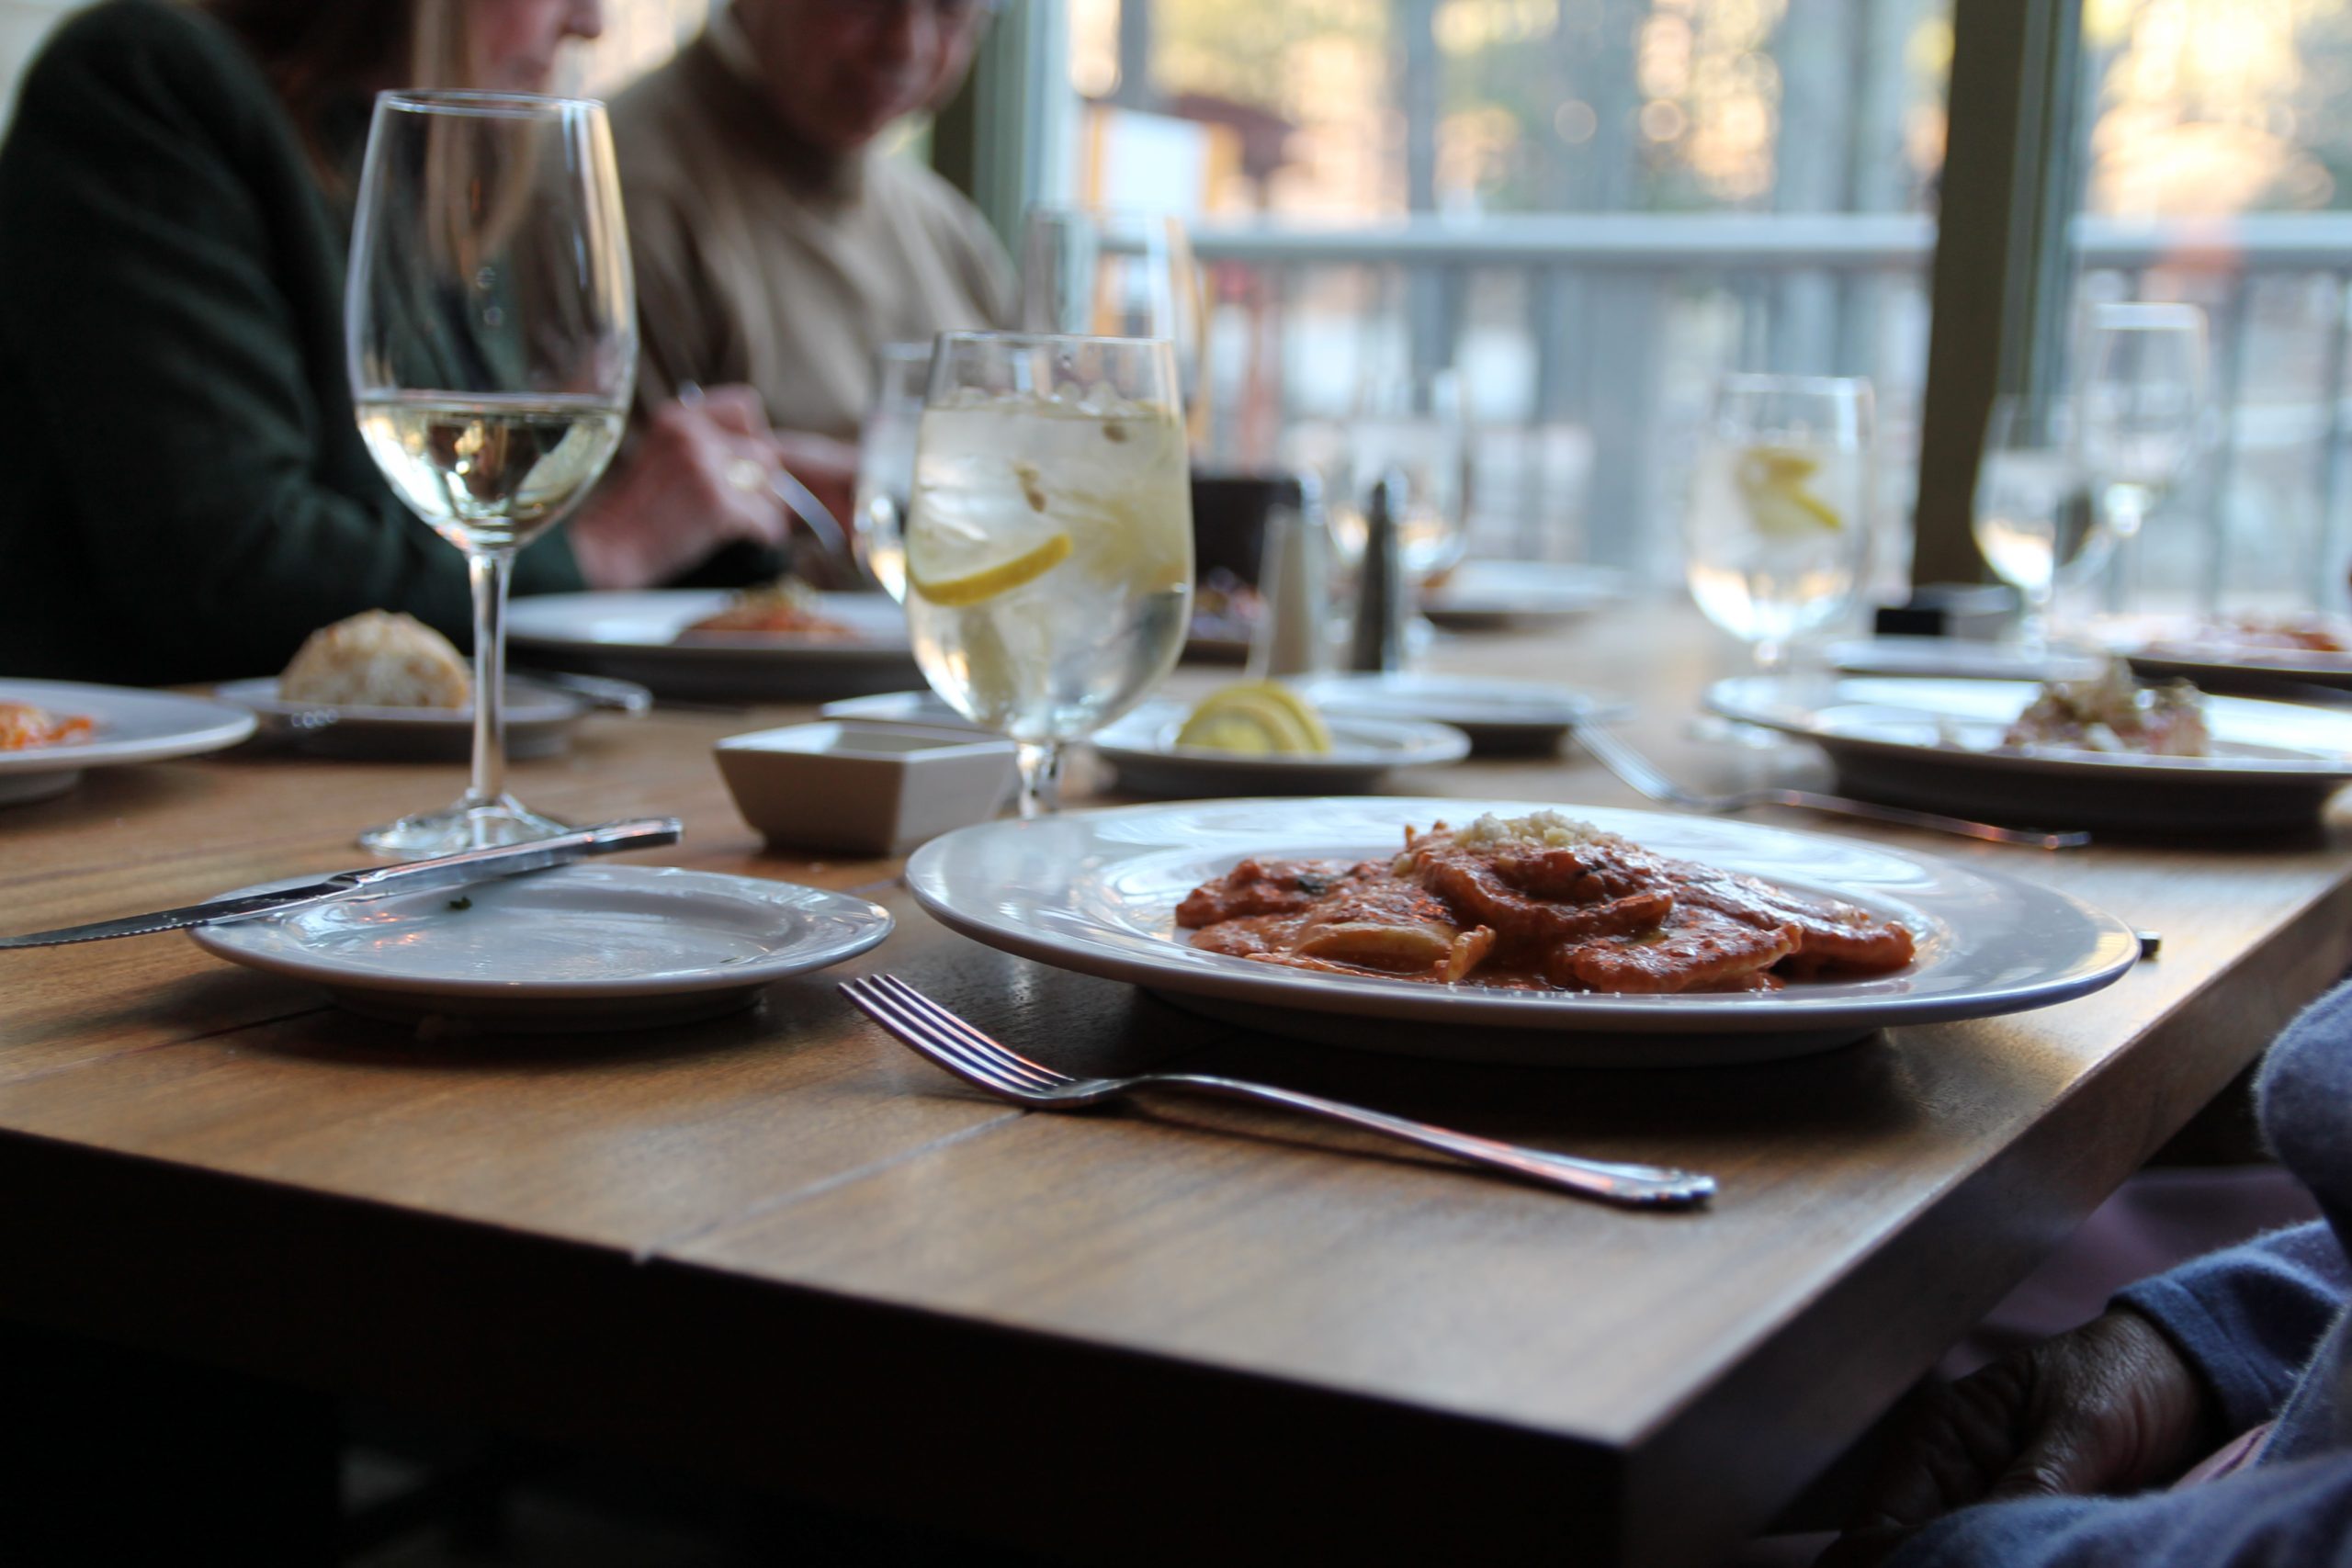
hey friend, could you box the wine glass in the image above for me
[1326,366,1470,590]
[1018,208,1203,407]
[2080,302,2209,549]
[852,342,931,601]
[902,333,1193,817]
[1974,392,2106,659]
[346,90,634,855]
[1683,374,1874,675]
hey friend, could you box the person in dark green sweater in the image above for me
[0,0,798,685]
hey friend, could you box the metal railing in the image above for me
[1192,211,2352,607]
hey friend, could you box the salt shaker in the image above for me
[1247,475,1329,679]
[1348,470,1409,673]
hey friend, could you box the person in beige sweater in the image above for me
[611,0,1017,542]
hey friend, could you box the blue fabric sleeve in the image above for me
[2118,1222,2350,1434]
[1887,1450,2352,1568]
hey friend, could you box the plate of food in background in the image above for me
[903,796,2140,1066]
[1419,559,1628,630]
[215,611,592,761]
[1705,663,2352,831]
[2094,611,2352,696]
[0,678,254,806]
[506,582,918,702]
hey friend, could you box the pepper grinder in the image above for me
[1348,469,1409,673]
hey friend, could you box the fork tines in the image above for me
[840,974,1066,1099]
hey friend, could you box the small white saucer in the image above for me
[189,863,893,1030]
[1091,702,1468,795]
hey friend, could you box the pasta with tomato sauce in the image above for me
[1175,811,1915,995]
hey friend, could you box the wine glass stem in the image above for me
[465,547,515,809]
[2018,582,2052,658]
[1013,740,1062,819]
[1754,638,1788,674]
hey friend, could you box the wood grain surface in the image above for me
[2,606,2346,1567]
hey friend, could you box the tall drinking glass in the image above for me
[1683,374,1874,673]
[851,341,931,601]
[1974,392,2106,657]
[1326,366,1470,588]
[2080,301,2209,546]
[903,333,1193,817]
[1019,208,1203,405]
[346,91,633,855]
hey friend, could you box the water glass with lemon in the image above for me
[904,333,1193,816]
[1683,374,1874,674]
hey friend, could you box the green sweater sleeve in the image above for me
[0,0,583,685]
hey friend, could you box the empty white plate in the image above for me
[191,863,893,1029]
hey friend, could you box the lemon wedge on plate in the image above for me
[1175,682,1332,755]
[1733,446,1844,539]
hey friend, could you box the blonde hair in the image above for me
[204,0,482,186]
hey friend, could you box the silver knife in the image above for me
[0,817,682,949]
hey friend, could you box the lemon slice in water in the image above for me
[1734,446,1843,538]
[908,528,1073,608]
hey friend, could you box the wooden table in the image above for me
[5,609,2347,1567]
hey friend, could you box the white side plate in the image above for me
[192,863,893,1030]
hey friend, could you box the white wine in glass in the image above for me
[1684,374,1874,673]
[345,90,634,855]
[903,333,1193,817]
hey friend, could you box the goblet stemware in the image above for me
[345,90,634,855]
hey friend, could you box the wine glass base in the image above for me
[359,796,571,858]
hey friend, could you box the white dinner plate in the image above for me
[191,863,893,1030]
[212,677,586,761]
[1707,675,2352,832]
[1421,560,1627,629]
[1827,637,2106,683]
[2092,615,2352,696]
[1294,671,1627,755]
[506,590,918,703]
[1090,702,1470,796]
[904,797,2140,1067]
[0,679,255,806]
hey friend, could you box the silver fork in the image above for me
[1576,725,2089,850]
[840,974,1714,1208]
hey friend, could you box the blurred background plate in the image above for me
[0,679,255,807]
[1420,560,1627,629]
[507,590,918,703]
[213,676,587,761]
[1708,674,2352,831]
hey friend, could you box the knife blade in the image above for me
[0,817,682,950]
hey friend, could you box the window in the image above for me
[1065,0,1955,588]
[2071,0,2352,615]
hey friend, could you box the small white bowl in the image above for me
[716,721,1017,856]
